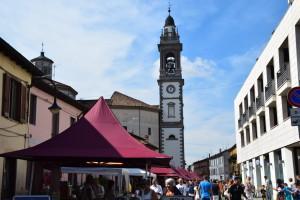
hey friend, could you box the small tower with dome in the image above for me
[31,44,54,79]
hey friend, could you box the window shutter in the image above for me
[20,84,28,123]
[2,73,11,117]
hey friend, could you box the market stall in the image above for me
[0,97,171,199]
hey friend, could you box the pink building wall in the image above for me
[29,87,82,146]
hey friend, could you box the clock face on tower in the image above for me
[166,85,176,94]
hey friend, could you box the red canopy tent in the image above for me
[150,167,179,177]
[173,168,191,180]
[0,97,171,167]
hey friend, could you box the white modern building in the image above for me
[234,0,300,191]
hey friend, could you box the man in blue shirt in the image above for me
[199,176,212,200]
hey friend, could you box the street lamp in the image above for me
[48,96,61,114]
[33,76,61,114]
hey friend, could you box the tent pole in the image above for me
[145,162,148,179]
[29,161,35,195]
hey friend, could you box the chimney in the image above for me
[219,148,222,153]
[288,0,294,5]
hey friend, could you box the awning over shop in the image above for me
[173,168,200,180]
[0,97,171,167]
[150,167,179,177]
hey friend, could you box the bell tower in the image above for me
[157,8,185,167]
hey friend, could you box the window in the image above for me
[282,96,291,120]
[167,134,177,140]
[52,112,59,137]
[2,73,28,122]
[70,117,76,126]
[252,121,258,140]
[29,94,37,124]
[241,132,245,147]
[148,128,151,135]
[246,127,250,144]
[168,102,175,118]
[260,115,266,135]
[269,106,278,128]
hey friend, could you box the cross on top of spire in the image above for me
[41,42,44,53]
[168,0,171,15]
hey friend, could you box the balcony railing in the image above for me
[238,118,242,128]
[249,102,256,117]
[242,112,249,125]
[265,80,275,101]
[256,93,264,110]
[277,63,290,89]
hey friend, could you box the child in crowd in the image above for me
[260,185,266,200]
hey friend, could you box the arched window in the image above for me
[167,134,177,140]
[165,53,176,75]
[168,102,175,118]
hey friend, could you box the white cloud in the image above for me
[228,48,261,70]
[182,56,215,78]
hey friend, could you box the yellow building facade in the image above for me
[0,38,41,199]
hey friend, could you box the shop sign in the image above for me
[13,195,50,200]
[291,108,300,126]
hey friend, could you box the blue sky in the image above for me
[0,0,288,165]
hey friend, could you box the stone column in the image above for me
[281,147,295,183]
[252,158,258,188]
[269,151,276,199]
[241,162,247,183]
[260,155,266,185]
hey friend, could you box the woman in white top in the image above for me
[150,179,163,199]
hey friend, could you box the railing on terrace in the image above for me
[238,118,242,128]
[277,63,290,89]
[265,80,275,101]
[242,112,249,125]
[248,102,256,117]
[256,93,264,110]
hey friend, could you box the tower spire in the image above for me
[168,0,171,15]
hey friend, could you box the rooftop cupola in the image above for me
[31,43,54,79]
[161,7,179,41]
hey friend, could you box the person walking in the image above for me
[260,185,266,200]
[139,179,158,200]
[199,176,212,200]
[150,179,163,199]
[211,180,220,200]
[264,176,273,200]
[244,177,255,200]
[187,180,195,198]
[163,178,182,197]
[176,178,188,196]
[228,177,247,200]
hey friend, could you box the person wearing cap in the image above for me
[228,177,247,200]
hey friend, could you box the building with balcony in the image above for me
[234,0,300,192]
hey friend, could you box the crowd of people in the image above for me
[76,174,300,200]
